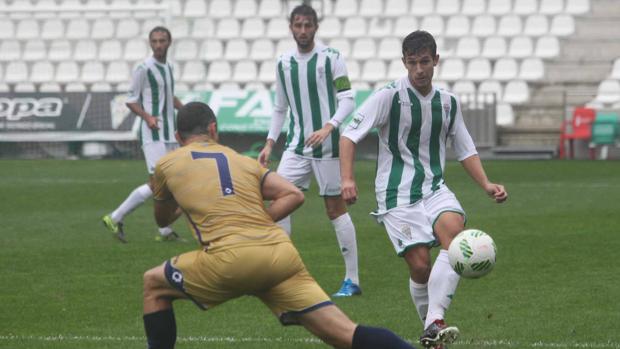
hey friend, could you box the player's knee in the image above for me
[143,268,161,297]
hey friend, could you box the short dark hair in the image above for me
[402,30,437,57]
[289,4,318,26]
[149,26,172,42]
[177,102,216,139]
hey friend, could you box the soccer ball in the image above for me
[448,229,496,279]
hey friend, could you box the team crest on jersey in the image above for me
[443,103,451,116]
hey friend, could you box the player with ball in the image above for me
[340,30,508,348]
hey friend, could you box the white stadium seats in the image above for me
[445,15,470,38]
[81,61,105,84]
[174,39,199,61]
[234,0,259,19]
[5,61,29,84]
[493,58,519,81]
[411,0,435,15]
[181,60,206,84]
[514,0,539,15]
[99,39,123,62]
[224,39,249,61]
[540,0,565,14]
[455,36,480,59]
[482,36,508,58]
[508,36,534,58]
[249,39,275,62]
[30,61,55,84]
[488,0,512,15]
[22,40,46,61]
[0,40,21,62]
[503,80,530,104]
[471,15,496,37]
[106,61,130,84]
[232,61,258,83]
[519,57,545,81]
[241,18,266,40]
[462,0,486,15]
[534,36,560,58]
[524,14,550,36]
[439,58,465,81]
[209,0,232,18]
[41,19,65,40]
[201,39,224,61]
[436,0,460,16]
[56,61,80,83]
[465,57,492,82]
[342,17,367,38]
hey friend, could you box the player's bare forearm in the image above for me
[460,155,508,203]
[305,123,334,148]
[258,139,275,167]
[339,136,358,204]
[261,172,305,221]
[154,200,181,227]
[126,102,150,120]
[173,97,184,110]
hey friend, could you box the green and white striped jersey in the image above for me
[342,77,478,213]
[127,56,177,145]
[273,43,353,159]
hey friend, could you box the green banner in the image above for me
[178,90,373,133]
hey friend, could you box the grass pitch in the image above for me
[0,159,618,349]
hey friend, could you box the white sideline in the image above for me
[1,335,619,348]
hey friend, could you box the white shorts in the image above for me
[372,186,466,256]
[277,151,341,196]
[142,142,178,174]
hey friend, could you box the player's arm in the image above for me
[339,136,358,205]
[261,171,305,222]
[460,155,507,203]
[126,67,159,130]
[258,66,288,167]
[173,96,184,110]
[154,198,182,227]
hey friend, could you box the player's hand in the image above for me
[305,124,334,148]
[341,178,358,205]
[484,183,507,203]
[257,144,272,168]
[146,115,160,130]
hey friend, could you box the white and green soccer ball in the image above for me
[448,229,496,279]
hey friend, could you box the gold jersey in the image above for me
[153,141,289,251]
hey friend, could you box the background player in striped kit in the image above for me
[339,31,508,348]
[257,4,361,297]
[102,26,184,242]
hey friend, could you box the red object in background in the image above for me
[559,107,597,159]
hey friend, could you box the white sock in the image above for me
[410,278,429,324]
[331,213,359,285]
[277,215,291,236]
[425,249,460,329]
[110,183,152,223]
[158,226,174,236]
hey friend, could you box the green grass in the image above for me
[0,159,619,349]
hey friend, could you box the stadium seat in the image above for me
[590,111,620,159]
[471,15,497,37]
[174,39,199,62]
[224,39,249,61]
[234,0,258,19]
[192,18,216,39]
[209,0,232,18]
[105,61,129,84]
[22,40,46,62]
[16,19,40,39]
[508,36,534,58]
[328,38,351,58]
[82,61,105,84]
[465,57,492,81]
[216,18,241,39]
[74,40,98,62]
[393,16,419,38]
[593,79,620,104]
[241,18,266,40]
[513,0,538,14]
[66,18,90,39]
[488,0,512,15]
[171,18,190,39]
[359,0,383,16]
[503,80,530,104]
[497,15,523,37]
[565,0,590,14]
[0,40,21,62]
[361,59,386,82]
[275,38,296,55]
[249,38,275,62]
[439,58,465,81]
[481,36,507,58]
[181,60,206,84]
[99,40,123,62]
[265,17,289,39]
[445,15,471,38]
[550,14,575,36]
[519,58,545,81]
[455,37,481,59]
[116,18,140,39]
[539,0,565,14]
[41,19,65,40]
[4,61,29,84]
[258,60,276,83]
[378,37,402,60]
[496,103,515,125]
[183,0,208,17]
[384,0,409,17]
[14,83,37,93]
[90,82,113,92]
[347,60,361,81]
[387,60,403,80]
[351,81,372,91]
[493,58,519,81]
[452,80,476,97]
[434,80,450,91]
[411,0,434,15]
[478,79,504,103]
[48,40,72,63]
[367,18,393,38]
[55,61,79,83]
[232,61,258,83]
[334,0,358,17]
[39,82,62,92]
[64,82,87,92]
[91,18,115,39]
[192,81,215,91]
[343,17,367,38]
[124,39,148,62]
[421,16,444,36]
[558,107,596,159]
[174,82,191,93]
[436,0,460,16]
[524,14,549,36]
[258,0,283,18]
[141,18,165,37]
[352,38,376,60]
[30,61,55,84]
[462,0,486,15]
[207,60,232,84]
[0,19,15,40]
[534,36,560,58]
[318,17,342,39]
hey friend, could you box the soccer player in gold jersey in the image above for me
[141,102,417,349]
